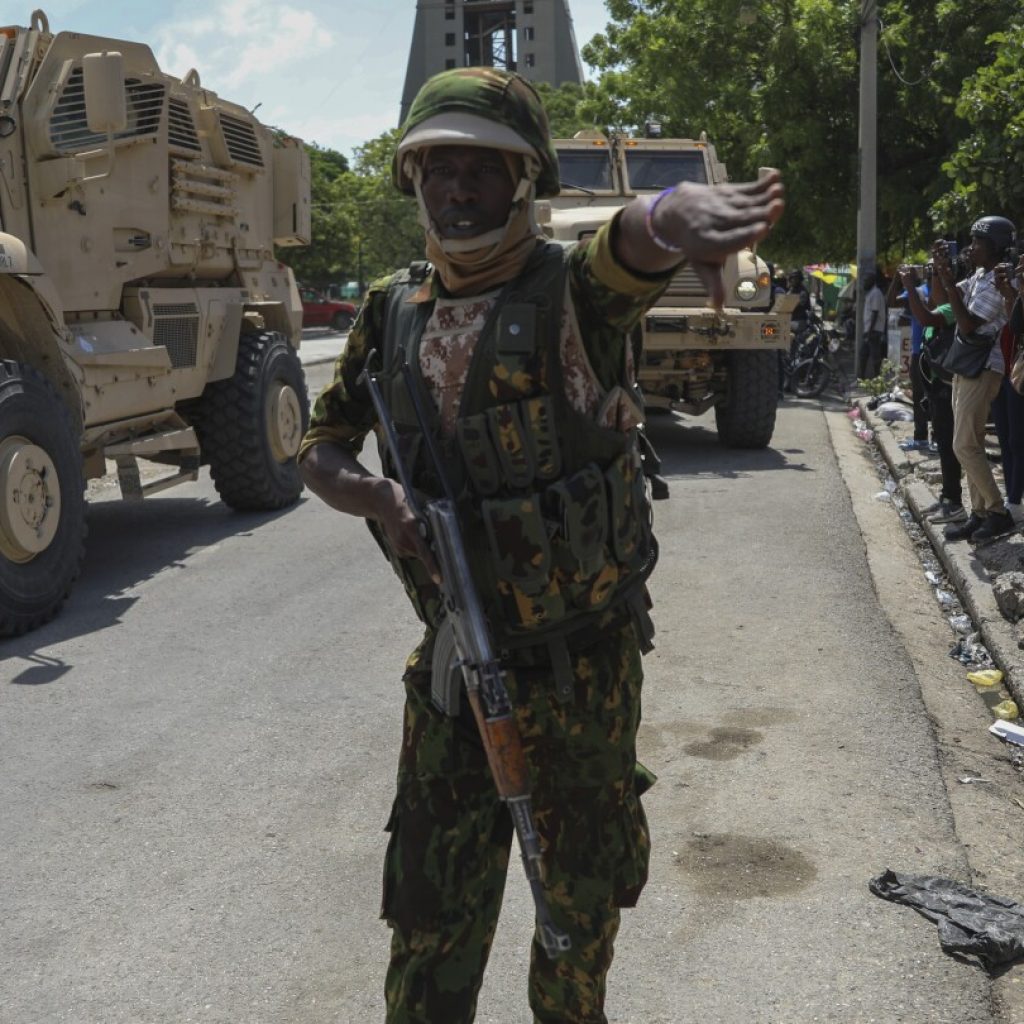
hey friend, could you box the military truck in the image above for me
[0,10,312,635]
[543,130,795,448]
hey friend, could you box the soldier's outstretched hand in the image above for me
[617,170,785,308]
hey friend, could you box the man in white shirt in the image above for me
[857,272,887,379]
[940,216,1016,543]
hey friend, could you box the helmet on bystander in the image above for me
[969,216,1016,260]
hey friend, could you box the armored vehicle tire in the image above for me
[331,310,353,332]
[197,331,310,511]
[0,360,87,636]
[714,350,778,449]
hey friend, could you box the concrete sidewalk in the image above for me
[857,394,1024,712]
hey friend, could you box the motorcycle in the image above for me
[783,316,849,398]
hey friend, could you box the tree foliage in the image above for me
[346,129,424,285]
[280,133,421,291]
[283,2,1024,283]
[935,23,1024,227]
[532,81,606,137]
[278,143,354,287]
[578,0,1024,266]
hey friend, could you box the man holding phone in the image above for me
[937,217,1016,542]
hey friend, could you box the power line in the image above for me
[877,17,932,88]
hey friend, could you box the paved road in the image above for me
[2,371,1021,1023]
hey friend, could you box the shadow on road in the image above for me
[3,495,301,682]
[644,403,825,479]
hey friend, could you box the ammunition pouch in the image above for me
[372,243,659,691]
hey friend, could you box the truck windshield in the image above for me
[625,151,708,190]
[555,149,615,191]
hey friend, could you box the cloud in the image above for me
[152,0,333,95]
[282,108,404,158]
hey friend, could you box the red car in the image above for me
[299,286,357,332]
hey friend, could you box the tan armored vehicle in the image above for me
[0,11,312,635]
[544,130,795,448]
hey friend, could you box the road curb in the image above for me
[858,398,1024,709]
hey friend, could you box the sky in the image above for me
[7,0,614,163]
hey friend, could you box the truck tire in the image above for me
[714,350,779,449]
[0,360,86,636]
[197,331,309,511]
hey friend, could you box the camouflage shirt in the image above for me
[300,213,673,460]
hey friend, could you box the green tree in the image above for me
[871,0,1021,248]
[347,129,423,285]
[932,22,1024,231]
[281,143,355,287]
[278,134,422,290]
[578,0,861,264]
[576,0,1024,265]
[532,81,606,137]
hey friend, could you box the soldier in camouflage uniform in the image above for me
[300,68,784,1023]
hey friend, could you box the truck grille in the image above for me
[153,303,199,368]
[50,69,164,153]
[661,266,709,301]
[168,98,201,153]
[217,113,264,168]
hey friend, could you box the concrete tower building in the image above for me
[401,0,584,123]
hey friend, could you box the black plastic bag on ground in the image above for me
[869,868,1024,968]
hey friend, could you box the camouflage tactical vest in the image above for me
[369,242,658,656]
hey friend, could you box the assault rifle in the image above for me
[359,353,572,959]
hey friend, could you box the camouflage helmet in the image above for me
[393,67,560,199]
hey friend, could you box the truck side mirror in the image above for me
[82,52,127,135]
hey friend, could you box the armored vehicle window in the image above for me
[49,68,164,153]
[555,149,614,191]
[624,151,707,190]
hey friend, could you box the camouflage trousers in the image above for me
[380,618,655,1024]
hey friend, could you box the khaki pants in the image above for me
[952,369,1004,516]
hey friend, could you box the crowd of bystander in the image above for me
[895,217,1024,543]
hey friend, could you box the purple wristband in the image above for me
[644,187,684,254]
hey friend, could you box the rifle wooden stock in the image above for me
[359,354,571,959]
[466,691,531,798]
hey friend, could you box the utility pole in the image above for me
[855,0,878,372]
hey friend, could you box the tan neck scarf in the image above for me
[424,203,542,295]
[409,150,546,296]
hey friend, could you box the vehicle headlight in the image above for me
[735,279,758,301]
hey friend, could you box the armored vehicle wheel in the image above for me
[331,310,353,332]
[0,360,86,636]
[197,331,309,511]
[714,350,778,449]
